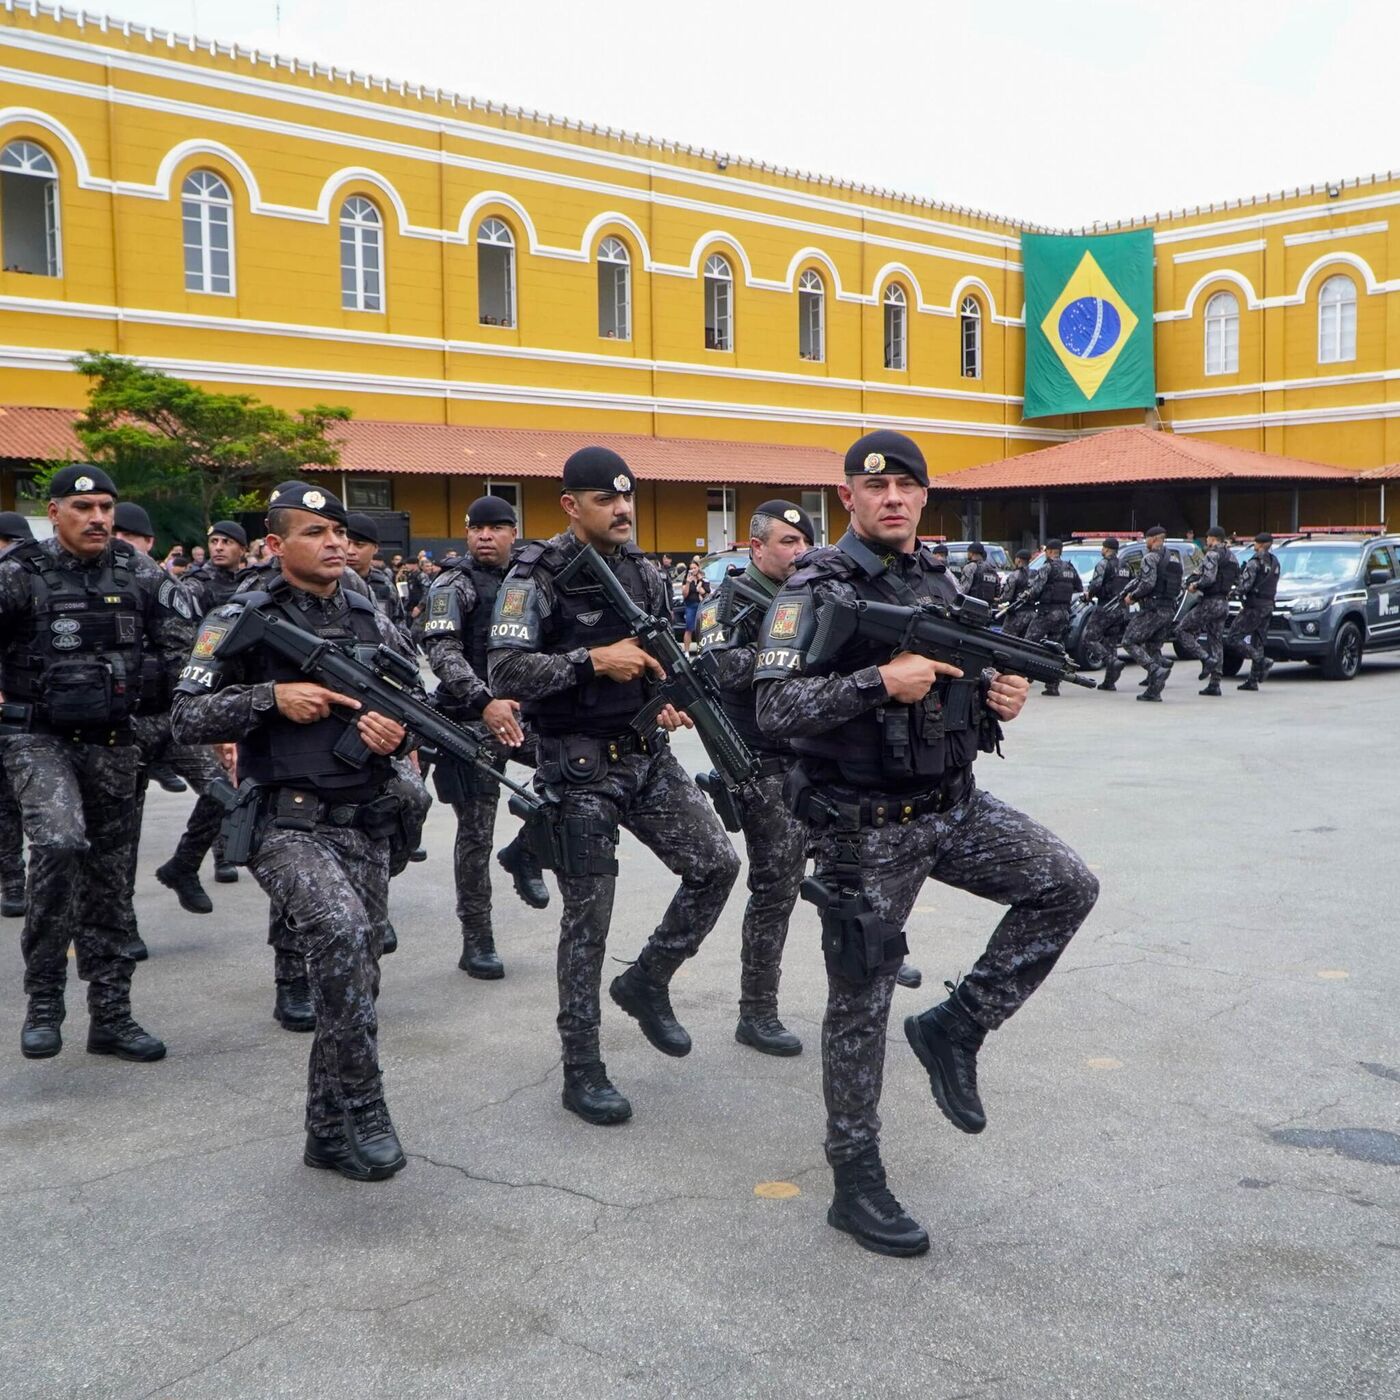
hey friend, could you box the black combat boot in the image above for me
[1199,678,1222,696]
[1099,657,1122,691]
[155,859,214,914]
[1198,663,1210,681]
[1238,660,1262,691]
[498,837,550,909]
[122,935,149,962]
[610,960,692,1057]
[905,984,988,1134]
[20,992,63,1059]
[407,846,428,863]
[1,876,25,917]
[214,860,239,884]
[735,1011,803,1057]
[149,765,187,794]
[828,1148,929,1257]
[381,922,398,956]
[896,961,922,989]
[1137,661,1170,701]
[1042,681,1061,697]
[274,977,315,1032]
[304,1100,406,1181]
[562,1061,633,1125]
[87,1013,166,1062]
[458,933,504,979]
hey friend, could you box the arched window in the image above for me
[180,170,233,295]
[477,216,515,327]
[704,253,733,351]
[597,235,631,340]
[339,196,383,312]
[883,283,908,370]
[1,140,61,277]
[1204,290,1239,375]
[1318,274,1356,364]
[959,295,982,379]
[798,269,825,361]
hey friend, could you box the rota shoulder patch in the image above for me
[500,587,528,618]
[768,601,803,640]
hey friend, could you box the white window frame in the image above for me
[798,269,825,362]
[477,216,516,328]
[0,140,62,277]
[799,489,828,545]
[597,235,631,341]
[960,295,982,379]
[482,479,523,535]
[706,486,737,552]
[883,283,908,370]
[180,169,234,296]
[1203,290,1240,375]
[1318,274,1356,365]
[704,253,733,351]
[339,195,383,312]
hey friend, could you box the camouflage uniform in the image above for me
[753,529,1098,1167]
[171,579,416,1135]
[184,561,242,617]
[366,563,409,638]
[1084,554,1131,669]
[0,540,195,1021]
[0,741,24,896]
[997,562,1035,638]
[1023,556,1082,695]
[1105,546,1180,697]
[1174,542,1237,681]
[1226,551,1281,684]
[488,530,740,1065]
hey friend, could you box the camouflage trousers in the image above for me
[811,783,1098,1165]
[1226,602,1273,663]
[1000,607,1034,638]
[1025,605,1072,647]
[1174,596,1231,677]
[736,765,807,1017]
[1086,604,1129,668]
[538,738,741,1063]
[0,739,23,886]
[7,735,141,1016]
[1122,603,1176,671]
[249,818,391,1135]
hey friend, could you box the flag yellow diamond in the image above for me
[1040,250,1140,402]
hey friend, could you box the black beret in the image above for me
[1015,547,1033,562]
[344,512,380,545]
[467,495,519,527]
[842,430,929,487]
[0,511,33,541]
[1102,536,1120,550]
[1254,531,1273,544]
[563,446,636,494]
[930,542,949,557]
[966,541,986,558]
[207,519,248,548]
[113,502,155,537]
[1206,524,1228,540]
[267,480,347,525]
[1144,523,1167,537]
[1045,538,1064,551]
[50,464,117,500]
[754,498,814,544]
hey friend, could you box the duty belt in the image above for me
[269,786,399,836]
[31,720,132,747]
[753,754,791,779]
[599,729,668,763]
[793,764,974,831]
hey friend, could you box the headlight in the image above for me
[1289,595,1330,615]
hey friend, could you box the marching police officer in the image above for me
[171,481,415,1181]
[997,547,1035,636]
[418,494,550,980]
[1176,525,1238,696]
[1,466,197,1062]
[185,520,248,616]
[754,430,1098,1258]
[1024,539,1082,696]
[1227,532,1280,691]
[958,542,1001,604]
[345,514,409,638]
[1084,537,1131,690]
[488,447,740,1126]
[1104,526,1181,702]
[0,510,31,919]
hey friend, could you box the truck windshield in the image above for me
[1275,544,1361,588]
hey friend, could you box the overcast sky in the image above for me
[114,0,1398,227]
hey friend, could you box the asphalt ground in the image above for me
[1,655,1398,1399]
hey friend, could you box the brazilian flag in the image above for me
[1022,229,1156,419]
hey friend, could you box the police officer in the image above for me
[1023,539,1082,696]
[1105,526,1181,702]
[753,430,1097,1258]
[418,494,549,980]
[488,447,740,1126]
[929,542,952,577]
[185,520,248,616]
[1,466,197,1062]
[345,514,409,638]
[1176,525,1239,697]
[1227,532,1280,691]
[958,542,1001,604]
[1084,537,1131,690]
[0,510,31,919]
[997,548,1035,636]
[171,482,414,1181]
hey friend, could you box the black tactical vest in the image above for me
[1,540,146,730]
[461,560,504,677]
[966,560,1001,603]
[1042,558,1077,606]
[709,571,784,755]
[1248,554,1280,602]
[1098,556,1129,598]
[1200,547,1241,597]
[236,582,389,797]
[367,565,400,617]
[789,537,984,790]
[189,563,240,614]
[1152,551,1185,602]
[515,539,661,738]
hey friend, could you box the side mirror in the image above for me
[1368,568,1391,586]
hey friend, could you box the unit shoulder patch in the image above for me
[768,601,803,640]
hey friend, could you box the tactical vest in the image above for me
[965,560,1001,604]
[789,539,984,790]
[236,582,389,797]
[461,560,504,678]
[710,571,784,756]
[1247,554,1280,603]
[1200,548,1241,598]
[514,539,660,738]
[1097,556,1129,599]
[1042,559,1077,606]
[190,563,240,613]
[1152,551,1185,603]
[368,565,400,616]
[1,540,146,731]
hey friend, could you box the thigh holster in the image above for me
[506,792,618,878]
[801,836,907,984]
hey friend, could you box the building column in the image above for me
[1037,492,1047,546]
[1291,487,1300,532]
[1209,483,1219,526]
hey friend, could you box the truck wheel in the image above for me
[1222,651,1245,677]
[1321,620,1363,680]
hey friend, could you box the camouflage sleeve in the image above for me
[0,557,32,639]
[959,561,978,592]
[1086,561,1107,600]
[995,569,1020,605]
[144,564,201,693]
[417,571,492,714]
[1195,549,1220,589]
[1025,566,1048,601]
[695,589,759,691]
[753,576,889,741]
[1130,550,1159,600]
[169,604,275,744]
[486,572,591,702]
[1236,556,1259,598]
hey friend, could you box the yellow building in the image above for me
[1,3,1398,547]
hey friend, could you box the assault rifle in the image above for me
[553,544,758,790]
[806,593,1097,689]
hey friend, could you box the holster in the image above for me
[432,752,498,805]
[208,778,265,866]
[506,793,618,878]
[800,840,907,985]
[695,769,745,833]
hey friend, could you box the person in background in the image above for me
[681,561,708,652]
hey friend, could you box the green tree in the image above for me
[71,352,350,527]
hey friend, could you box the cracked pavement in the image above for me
[2,659,1398,1397]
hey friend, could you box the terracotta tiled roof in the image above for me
[0,406,85,462]
[1358,462,1400,481]
[927,426,1360,492]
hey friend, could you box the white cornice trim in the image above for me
[1171,400,1400,432]
[1282,220,1388,248]
[1153,189,1400,245]
[1171,240,1266,265]
[1161,367,1400,402]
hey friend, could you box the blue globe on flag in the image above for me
[1057,296,1122,359]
